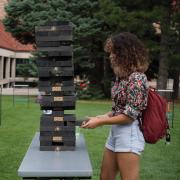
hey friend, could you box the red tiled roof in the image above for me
[0,22,34,52]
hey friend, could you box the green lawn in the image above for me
[0,96,180,180]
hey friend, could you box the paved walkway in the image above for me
[1,88,39,95]
[0,80,173,96]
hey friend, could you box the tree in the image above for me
[97,0,180,97]
[3,0,109,98]
[16,59,37,79]
[168,1,180,99]
[3,0,180,98]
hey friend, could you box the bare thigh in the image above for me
[117,152,140,180]
[100,148,118,180]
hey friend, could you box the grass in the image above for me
[0,96,180,180]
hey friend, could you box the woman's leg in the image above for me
[116,152,140,180]
[100,148,118,180]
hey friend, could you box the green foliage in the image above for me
[4,0,110,96]
[169,54,180,72]
[16,60,37,78]
[76,82,105,100]
[3,0,72,43]
[3,0,180,97]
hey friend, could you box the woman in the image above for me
[81,32,150,180]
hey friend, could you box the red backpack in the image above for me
[139,88,170,144]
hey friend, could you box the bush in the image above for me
[16,60,37,78]
[76,81,105,100]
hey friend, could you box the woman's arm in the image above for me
[81,114,133,129]
[96,111,113,118]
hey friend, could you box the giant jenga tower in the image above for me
[35,21,76,151]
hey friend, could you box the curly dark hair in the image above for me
[104,32,150,78]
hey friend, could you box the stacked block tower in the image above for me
[35,21,76,151]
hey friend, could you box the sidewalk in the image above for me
[0,80,173,96]
[1,88,39,95]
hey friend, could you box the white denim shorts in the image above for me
[105,120,145,155]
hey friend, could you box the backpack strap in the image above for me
[137,115,143,131]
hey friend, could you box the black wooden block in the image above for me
[40,118,76,126]
[40,101,75,108]
[44,21,72,26]
[41,95,75,102]
[37,56,72,61]
[51,91,75,96]
[40,121,76,128]
[35,24,73,32]
[36,35,73,42]
[40,106,75,111]
[40,146,75,151]
[38,67,74,77]
[36,59,73,67]
[36,41,72,47]
[40,130,75,137]
[52,111,64,116]
[40,140,75,146]
[40,125,75,132]
[40,133,76,149]
[40,121,75,128]
[40,135,75,142]
[38,78,74,87]
[75,121,83,126]
[36,30,72,37]
[41,114,75,122]
[48,51,72,57]
[38,85,75,93]
[37,46,72,52]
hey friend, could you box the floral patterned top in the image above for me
[111,72,148,120]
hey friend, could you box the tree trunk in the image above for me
[173,42,180,99]
[102,55,111,98]
[173,71,180,99]
[157,34,169,96]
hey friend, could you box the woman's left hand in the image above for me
[81,117,103,129]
